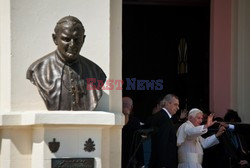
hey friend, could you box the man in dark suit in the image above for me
[149,94,180,168]
[220,122,250,167]
[234,124,250,134]
[122,97,144,168]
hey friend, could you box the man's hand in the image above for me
[205,113,216,128]
[219,122,229,128]
[180,109,188,120]
[239,160,249,167]
[215,126,226,137]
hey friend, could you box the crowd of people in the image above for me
[121,94,250,168]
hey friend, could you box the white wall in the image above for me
[0,0,11,112]
[9,0,111,111]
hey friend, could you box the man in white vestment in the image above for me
[176,108,226,168]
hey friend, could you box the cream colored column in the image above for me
[102,127,110,168]
[0,129,12,168]
[31,127,46,168]
[110,126,122,168]
[0,127,32,168]
[0,0,11,112]
[232,0,250,123]
[109,0,123,113]
[110,1,123,167]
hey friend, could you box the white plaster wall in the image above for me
[44,127,102,158]
[31,126,103,168]
[0,0,11,112]
[10,0,110,111]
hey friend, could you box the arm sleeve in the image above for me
[228,124,235,130]
[185,124,208,137]
[199,134,219,149]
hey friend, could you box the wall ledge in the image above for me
[0,111,124,126]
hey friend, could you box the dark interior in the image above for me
[122,0,210,121]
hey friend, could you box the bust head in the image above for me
[26,15,107,111]
[52,16,86,63]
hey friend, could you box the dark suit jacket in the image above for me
[149,109,177,168]
[122,116,144,168]
[234,123,250,134]
[203,123,250,168]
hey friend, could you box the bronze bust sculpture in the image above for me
[26,16,106,111]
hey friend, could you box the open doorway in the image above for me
[122,0,210,122]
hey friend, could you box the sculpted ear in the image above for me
[82,35,86,43]
[52,34,58,45]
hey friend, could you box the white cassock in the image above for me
[176,121,219,168]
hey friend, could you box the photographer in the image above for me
[220,119,250,168]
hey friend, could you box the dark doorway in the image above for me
[122,0,210,122]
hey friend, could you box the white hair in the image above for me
[188,108,203,118]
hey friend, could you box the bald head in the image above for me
[122,97,133,115]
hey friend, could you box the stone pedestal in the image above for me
[0,0,123,167]
[0,111,123,168]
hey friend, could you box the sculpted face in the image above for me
[53,22,85,63]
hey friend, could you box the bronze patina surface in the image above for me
[27,16,106,110]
